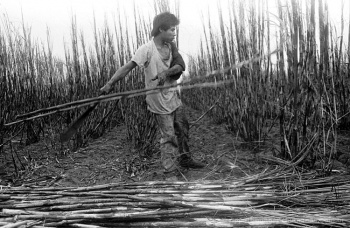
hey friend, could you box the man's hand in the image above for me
[152,72,167,86]
[152,65,183,86]
[100,83,112,94]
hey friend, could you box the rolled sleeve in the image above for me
[131,44,149,68]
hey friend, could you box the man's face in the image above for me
[160,26,177,42]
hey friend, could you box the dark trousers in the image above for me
[154,106,190,172]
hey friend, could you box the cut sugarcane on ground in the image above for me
[0,163,350,227]
[1,105,350,227]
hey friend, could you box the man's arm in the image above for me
[170,42,185,70]
[169,42,185,80]
[100,61,137,93]
[152,65,183,85]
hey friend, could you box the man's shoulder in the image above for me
[135,40,153,54]
[132,39,154,67]
[141,40,154,49]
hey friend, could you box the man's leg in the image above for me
[174,107,205,169]
[154,113,179,172]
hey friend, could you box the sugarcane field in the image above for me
[1,0,350,227]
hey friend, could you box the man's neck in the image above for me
[153,36,167,47]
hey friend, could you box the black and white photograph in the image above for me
[1,0,350,227]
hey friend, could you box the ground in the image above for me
[1,106,349,187]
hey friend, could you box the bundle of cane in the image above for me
[1,169,350,227]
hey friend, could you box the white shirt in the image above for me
[131,39,182,114]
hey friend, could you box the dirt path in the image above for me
[1,106,266,187]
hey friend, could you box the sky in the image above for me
[0,0,217,60]
[0,0,349,61]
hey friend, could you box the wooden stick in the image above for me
[1,220,36,228]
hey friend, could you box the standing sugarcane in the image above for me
[100,12,205,181]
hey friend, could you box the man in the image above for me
[100,12,204,180]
